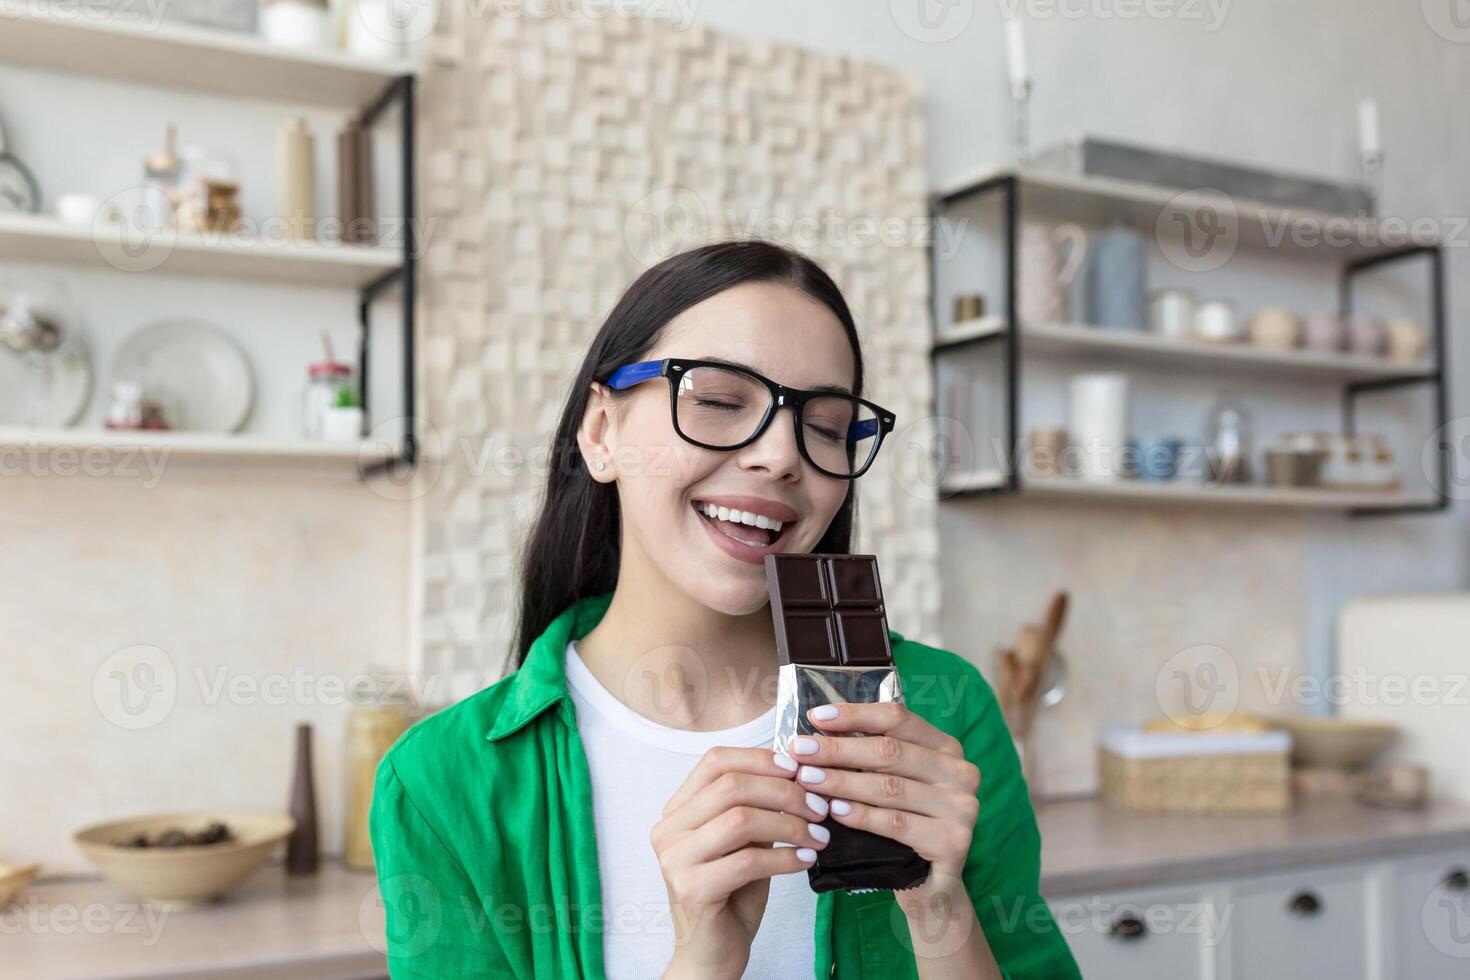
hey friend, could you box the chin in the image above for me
[684,575,772,618]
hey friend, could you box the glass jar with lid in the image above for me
[302,360,356,440]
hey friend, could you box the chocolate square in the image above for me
[766,553,892,668]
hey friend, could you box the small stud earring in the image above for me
[594,460,606,472]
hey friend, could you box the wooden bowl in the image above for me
[0,861,40,907]
[74,812,294,909]
[1267,717,1399,769]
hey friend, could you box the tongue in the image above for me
[714,518,773,547]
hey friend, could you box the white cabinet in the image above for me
[1226,865,1371,980]
[1389,850,1470,978]
[1050,851,1467,980]
[1047,885,1220,980]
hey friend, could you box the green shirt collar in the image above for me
[484,591,614,742]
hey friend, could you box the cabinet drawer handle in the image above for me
[1443,869,1470,892]
[1109,915,1147,941]
[1288,891,1322,916]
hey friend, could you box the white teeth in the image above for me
[694,502,787,536]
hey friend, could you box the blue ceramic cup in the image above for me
[1129,438,1183,481]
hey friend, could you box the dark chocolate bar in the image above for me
[766,553,932,894]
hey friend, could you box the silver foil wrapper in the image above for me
[773,662,904,753]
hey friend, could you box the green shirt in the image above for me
[370,592,1080,979]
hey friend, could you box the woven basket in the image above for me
[1099,745,1291,814]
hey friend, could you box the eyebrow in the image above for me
[695,355,853,395]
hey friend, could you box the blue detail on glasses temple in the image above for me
[848,417,880,442]
[606,360,663,389]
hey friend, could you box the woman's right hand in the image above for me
[653,746,831,980]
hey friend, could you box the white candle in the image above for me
[1006,19,1028,91]
[1358,97,1380,156]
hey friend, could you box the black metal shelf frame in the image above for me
[358,74,417,475]
[928,175,1452,517]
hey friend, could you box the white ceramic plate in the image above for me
[0,338,94,427]
[113,320,254,433]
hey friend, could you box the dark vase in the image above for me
[287,722,320,875]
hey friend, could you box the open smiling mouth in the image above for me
[690,500,796,552]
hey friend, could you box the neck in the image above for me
[576,562,778,732]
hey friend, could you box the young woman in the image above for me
[370,241,1079,979]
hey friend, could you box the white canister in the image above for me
[1068,373,1130,482]
[1147,288,1195,339]
[260,0,333,51]
[1193,299,1241,343]
[347,0,406,61]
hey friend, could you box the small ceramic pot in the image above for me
[1301,314,1344,353]
[1248,307,1301,351]
[1147,288,1195,340]
[1345,316,1386,357]
[1384,319,1429,364]
[1193,299,1241,343]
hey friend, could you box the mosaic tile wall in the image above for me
[416,8,940,684]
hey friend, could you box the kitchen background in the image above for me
[3,0,1470,977]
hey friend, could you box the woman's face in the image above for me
[581,280,857,617]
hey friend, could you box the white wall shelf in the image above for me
[0,10,413,107]
[939,471,1433,513]
[0,212,402,288]
[0,426,395,469]
[928,165,1451,518]
[934,321,1436,384]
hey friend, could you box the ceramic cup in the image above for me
[1129,437,1183,481]
[1147,288,1195,340]
[1026,427,1069,478]
[952,293,985,324]
[1248,307,1301,351]
[1301,313,1344,353]
[1384,319,1429,364]
[1346,316,1386,357]
[1193,299,1241,343]
[56,193,100,226]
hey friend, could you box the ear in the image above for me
[576,381,618,483]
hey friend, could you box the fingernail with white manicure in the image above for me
[810,705,839,721]
[796,848,817,863]
[805,792,829,817]
[798,766,827,785]
[830,799,852,816]
[773,753,798,773]
[791,737,819,756]
[808,823,831,844]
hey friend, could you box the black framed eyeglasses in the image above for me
[604,357,896,480]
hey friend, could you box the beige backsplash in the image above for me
[1,470,412,875]
[937,498,1306,799]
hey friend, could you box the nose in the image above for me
[734,404,803,481]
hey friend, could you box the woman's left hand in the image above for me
[787,702,980,886]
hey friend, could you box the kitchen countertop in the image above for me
[11,800,1470,978]
[1,862,386,980]
[1037,796,1470,895]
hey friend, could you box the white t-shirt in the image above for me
[565,640,817,979]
